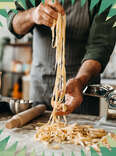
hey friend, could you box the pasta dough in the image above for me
[35,122,113,152]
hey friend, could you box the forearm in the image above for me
[12,8,35,35]
[75,60,102,89]
[10,1,64,37]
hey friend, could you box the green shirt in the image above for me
[7,0,116,72]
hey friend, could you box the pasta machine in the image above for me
[83,84,116,120]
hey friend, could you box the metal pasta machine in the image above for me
[83,84,116,120]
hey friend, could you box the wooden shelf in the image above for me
[2,70,25,75]
[7,42,32,47]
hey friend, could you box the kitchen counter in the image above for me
[0,112,116,156]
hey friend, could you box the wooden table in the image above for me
[0,112,116,156]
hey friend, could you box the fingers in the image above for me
[55,94,83,116]
[55,110,70,116]
[55,103,73,116]
[39,11,53,27]
[65,78,76,94]
[33,3,58,27]
[46,0,65,15]
[33,0,65,27]
[41,3,58,20]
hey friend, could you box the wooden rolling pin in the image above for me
[5,104,46,129]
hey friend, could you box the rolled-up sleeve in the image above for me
[82,8,116,73]
[7,1,26,39]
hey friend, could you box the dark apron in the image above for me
[30,0,100,115]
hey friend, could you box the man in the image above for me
[7,0,116,116]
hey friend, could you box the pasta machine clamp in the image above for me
[83,84,116,120]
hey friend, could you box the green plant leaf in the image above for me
[100,147,116,156]
[90,0,100,11]
[98,0,115,15]
[0,129,3,134]
[81,0,87,7]
[29,0,35,6]
[17,0,27,9]
[90,147,99,156]
[0,136,10,151]
[12,9,18,14]
[81,149,86,156]
[62,152,64,156]
[0,9,8,18]
[52,152,55,156]
[42,151,45,156]
[110,148,116,156]
[71,0,75,5]
[41,0,45,3]
[71,151,75,156]
[108,8,116,18]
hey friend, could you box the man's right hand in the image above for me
[54,78,83,116]
[32,0,65,27]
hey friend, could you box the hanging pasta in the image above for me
[50,13,67,123]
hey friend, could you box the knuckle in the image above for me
[38,16,43,24]
[48,16,52,22]
[49,9,53,15]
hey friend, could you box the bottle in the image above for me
[12,77,22,99]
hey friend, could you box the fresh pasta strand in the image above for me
[35,14,116,152]
[50,13,67,123]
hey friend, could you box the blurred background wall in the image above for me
[0,15,32,100]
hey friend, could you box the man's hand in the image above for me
[53,60,101,116]
[55,78,83,116]
[12,0,64,35]
[32,0,64,27]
